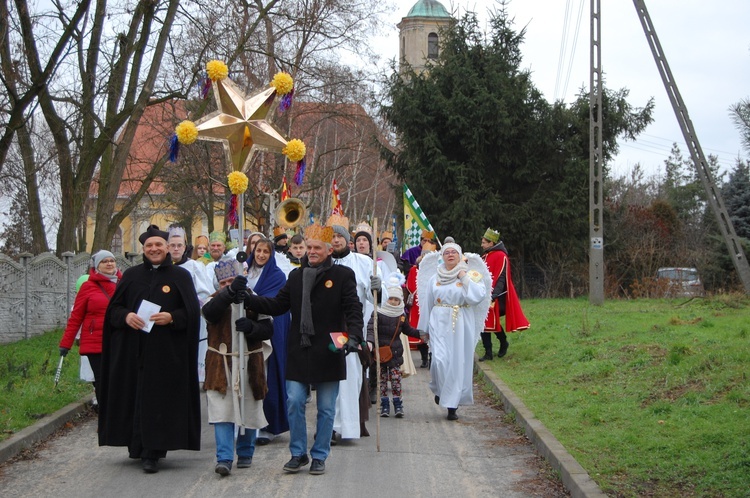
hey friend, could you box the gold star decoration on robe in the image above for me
[193,77,289,172]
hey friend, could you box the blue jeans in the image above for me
[213,422,256,463]
[286,380,339,461]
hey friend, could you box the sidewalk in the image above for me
[0,353,606,497]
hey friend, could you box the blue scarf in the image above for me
[251,252,286,298]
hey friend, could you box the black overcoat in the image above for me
[244,255,363,384]
[98,256,201,452]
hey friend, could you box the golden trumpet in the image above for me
[275,198,307,229]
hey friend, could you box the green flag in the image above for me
[403,184,434,251]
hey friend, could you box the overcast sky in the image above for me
[374,0,750,179]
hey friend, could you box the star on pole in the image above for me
[193,77,289,172]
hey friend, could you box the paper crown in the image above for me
[353,221,373,236]
[209,231,227,243]
[422,240,438,252]
[304,223,334,243]
[483,227,500,243]
[380,231,393,241]
[273,226,287,237]
[168,226,186,240]
[214,258,244,281]
[421,229,435,240]
[194,235,209,246]
[325,214,349,229]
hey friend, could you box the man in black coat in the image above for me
[244,223,363,476]
[98,225,201,474]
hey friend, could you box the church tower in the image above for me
[397,0,453,74]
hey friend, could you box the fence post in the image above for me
[62,252,74,317]
[125,251,139,266]
[19,252,33,340]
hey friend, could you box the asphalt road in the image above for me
[0,352,567,497]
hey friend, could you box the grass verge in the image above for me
[481,295,750,498]
[0,329,92,442]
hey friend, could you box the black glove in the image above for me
[235,316,254,335]
[59,347,69,357]
[228,275,249,303]
[342,337,361,355]
[247,320,274,342]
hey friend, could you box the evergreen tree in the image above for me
[723,159,750,239]
[0,190,34,256]
[381,10,652,272]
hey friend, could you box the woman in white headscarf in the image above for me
[417,242,490,420]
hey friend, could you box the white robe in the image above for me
[418,272,486,408]
[331,251,386,439]
[177,259,213,383]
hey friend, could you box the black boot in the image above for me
[497,331,509,358]
[418,343,429,368]
[479,332,494,361]
[447,408,458,421]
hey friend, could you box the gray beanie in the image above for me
[331,225,350,243]
[91,250,115,269]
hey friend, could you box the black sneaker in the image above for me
[215,461,231,476]
[236,457,252,468]
[141,458,159,474]
[309,458,325,475]
[283,454,310,473]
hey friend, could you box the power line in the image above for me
[554,0,573,100]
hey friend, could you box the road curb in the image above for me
[0,394,94,465]
[475,360,607,498]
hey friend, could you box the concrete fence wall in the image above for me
[0,252,137,344]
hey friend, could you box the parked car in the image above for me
[656,267,705,297]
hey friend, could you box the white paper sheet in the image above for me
[136,299,161,333]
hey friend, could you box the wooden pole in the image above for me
[372,217,381,452]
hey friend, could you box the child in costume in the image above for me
[368,272,426,418]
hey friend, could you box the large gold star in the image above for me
[193,77,289,172]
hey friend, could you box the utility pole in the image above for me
[633,0,750,294]
[589,0,604,304]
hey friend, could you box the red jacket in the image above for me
[60,268,121,355]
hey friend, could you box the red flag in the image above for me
[280,176,290,201]
[331,179,343,215]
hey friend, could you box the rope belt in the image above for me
[207,343,264,395]
[435,303,468,331]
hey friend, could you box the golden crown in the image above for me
[325,214,349,229]
[304,224,334,243]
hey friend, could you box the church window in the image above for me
[427,33,439,59]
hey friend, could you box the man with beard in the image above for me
[98,225,201,473]
[242,223,363,475]
[479,228,530,361]
[326,215,385,442]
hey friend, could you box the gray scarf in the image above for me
[300,258,331,348]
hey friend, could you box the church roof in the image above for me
[406,0,451,18]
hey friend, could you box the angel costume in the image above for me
[417,244,490,412]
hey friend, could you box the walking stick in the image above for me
[372,218,381,452]
[53,355,65,388]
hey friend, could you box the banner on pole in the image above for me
[403,184,434,251]
[331,179,343,215]
[280,176,290,201]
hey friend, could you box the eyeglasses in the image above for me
[443,250,459,256]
